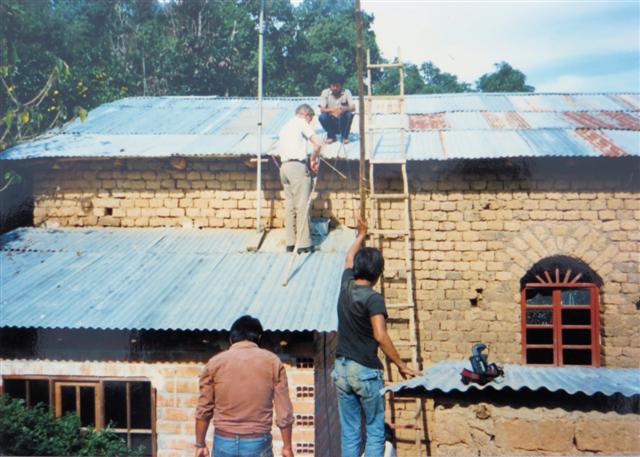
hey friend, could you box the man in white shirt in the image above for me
[277,104,323,253]
[318,75,356,144]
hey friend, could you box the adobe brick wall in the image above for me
[421,393,640,456]
[0,357,315,457]
[25,157,640,370]
[17,156,640,455]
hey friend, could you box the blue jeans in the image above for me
[319,111,354,140]
[213,433,273,457]
[332,357,385,457]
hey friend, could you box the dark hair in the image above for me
[384,423,395,442]
[230,315,263,344]
[329,74,344,85]
[353,247,384,283]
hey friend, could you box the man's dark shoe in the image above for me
[286,245,294,253]
[297,246,315,254]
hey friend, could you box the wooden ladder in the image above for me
[365,49,427,456]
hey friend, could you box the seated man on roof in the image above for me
[318,75,356,144]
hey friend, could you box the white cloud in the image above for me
[536,69,640,92]
[362,1,640,88]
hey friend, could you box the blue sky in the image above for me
[361,1,640,92]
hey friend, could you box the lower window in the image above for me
[3,377,155,456]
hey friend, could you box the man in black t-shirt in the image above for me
[332,218,420,457]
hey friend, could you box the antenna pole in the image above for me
[355,0,366,220]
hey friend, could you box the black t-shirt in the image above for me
[335,268,388,369]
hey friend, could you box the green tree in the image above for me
[374,61,471,95]
[477,61,534,92]
[374,62,425,95]
[420,61,470,93]
[0,394,142,456]
[289,0,381,94]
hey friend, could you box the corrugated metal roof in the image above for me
[0,227,353,332]
[2,93,638,161]
[383,360,640,398]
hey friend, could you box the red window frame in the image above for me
[521,282,600,367]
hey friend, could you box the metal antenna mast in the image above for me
[256,0,265,232]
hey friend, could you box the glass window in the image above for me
[2,376,155,456]
[522,283,599,367]
[104,382,127,428]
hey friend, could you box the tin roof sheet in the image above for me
[383,360,640,398]
[2,93,638,161]
[0,227,352,332]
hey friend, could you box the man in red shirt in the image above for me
[195,315,295,457]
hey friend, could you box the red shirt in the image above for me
[196,341,294,434]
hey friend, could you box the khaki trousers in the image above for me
[279,161,312,248]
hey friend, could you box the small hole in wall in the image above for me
[105,208,113,216]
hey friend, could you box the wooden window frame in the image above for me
[54,381,102,429]
[521,281,601,367]
[2,375,156,456]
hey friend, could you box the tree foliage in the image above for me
[0,0,534,150]
[477,61,534,93]
[0,394,142,456]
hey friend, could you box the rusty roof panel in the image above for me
[562,112,620,129]
[2,94,638,161]
[611,94,640,110]
[482,112,531,129]
[574,129,628,157]
[408,113,449,130]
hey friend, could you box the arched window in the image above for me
[521,256,602,367]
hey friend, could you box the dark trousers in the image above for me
[319,111,354,140]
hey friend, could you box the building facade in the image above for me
[2,93,639,455]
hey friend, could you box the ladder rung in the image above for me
[370,158,407,164]
[393,341,415,348]
[387,423,419,430]
[370,193,408,200]
[367,63,403,69]
[370,228,410,237]
[366,126,406,131]
[387,302,413,309]
[366,95,405,101]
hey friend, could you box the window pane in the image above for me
[131,433,153,457]
[30,380,50,407]
[115,432,130,448]
[525,288,552,305]
[562,329,591,345]
[526,348,554,364]
[80,386,96,427]
[130,382,151,429]
[562,309,590,325]
[563,349,592,365]
[104,382,127,428]
[526,328,553,344]
[561,289,590,305]
[60,386,76,416]
[526,310,552,325]
[3,379,27,401]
